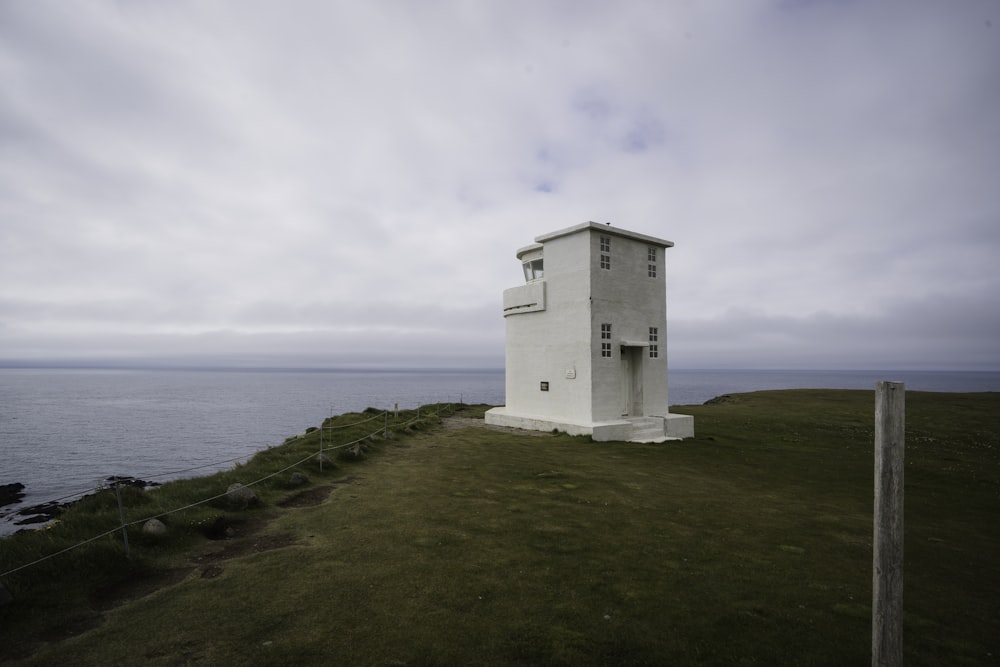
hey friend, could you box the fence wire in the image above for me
[0,411,396,523]
[1,405,455,580]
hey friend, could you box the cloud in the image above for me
[1,1,998,369]
[671,289,1000,370]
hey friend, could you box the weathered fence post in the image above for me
[319,426,324,472]
[873,381,905,667]
[113,480,130,559]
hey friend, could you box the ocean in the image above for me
[2,366,998,536]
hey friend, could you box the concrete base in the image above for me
[664,412,695,439]
[485,407,694,442]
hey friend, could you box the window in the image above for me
[649,327,659,358]
[648,247,657,277]
[601,236,611,252]
[600,236,611,270]
[648,247,656,262]
[522,258,544,282]
[601,323,612,357]
[601,254,611,270]
[648,263,656,278]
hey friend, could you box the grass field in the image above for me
[1,390,997,665]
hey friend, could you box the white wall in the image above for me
[504,229,594,423]
[589,231,669,420]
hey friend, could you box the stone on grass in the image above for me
[142,518,168,537]
[337,445,365,462]
[225,483,258,510]
[288,471,309,486]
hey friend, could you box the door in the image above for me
[620,346,644,416]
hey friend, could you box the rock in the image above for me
[205,516,235,539]
[0,482,26,509]
[315,453,336,470]
[104,476,160,489]
[225,483,258,510]
[337,444,365,462]
[13,500,62,525]
[142,518,168,537]
[288,471,309,487]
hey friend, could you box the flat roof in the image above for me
[535,221,674,248]
[515,242,544,260]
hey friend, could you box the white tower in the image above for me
[486,222,694,441]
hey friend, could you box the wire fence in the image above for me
[0,403,458,582]
[0,410,398,524]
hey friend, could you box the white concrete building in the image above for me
[486,222,694,441]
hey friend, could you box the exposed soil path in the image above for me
[9,478,364,661]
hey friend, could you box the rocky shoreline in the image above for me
[1,477,160,532]
[0,482,26,508]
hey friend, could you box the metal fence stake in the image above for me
[114,480,130,559]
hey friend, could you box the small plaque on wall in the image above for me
[540,381,549,391]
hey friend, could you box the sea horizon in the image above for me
[2,360,999,373]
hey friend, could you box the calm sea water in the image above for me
[2,367,997,535]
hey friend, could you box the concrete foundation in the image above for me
[485,407,694,443]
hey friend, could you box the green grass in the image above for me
[0,391,997,666]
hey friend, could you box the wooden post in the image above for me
[873,381,905,667]
[114,480,130,559]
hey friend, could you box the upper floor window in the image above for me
[601,323,612,357]
[648,247,657,277]
[599,236,611,270]
[649,327,659,358]
[522,258,544,282]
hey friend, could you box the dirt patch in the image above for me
[92,567,195,612]
[191,531,298,566]
[6,566,199,659]
[276,477,359,508]
[203,513,272,541]
[277,485,334,508]
[190,510,300,575]
[201,564,224,579]
[37,609,105,644]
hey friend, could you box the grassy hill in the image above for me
[1,390,997,665]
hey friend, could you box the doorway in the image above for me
[620,346,644,417]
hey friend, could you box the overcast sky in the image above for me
[1,1,998,371]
